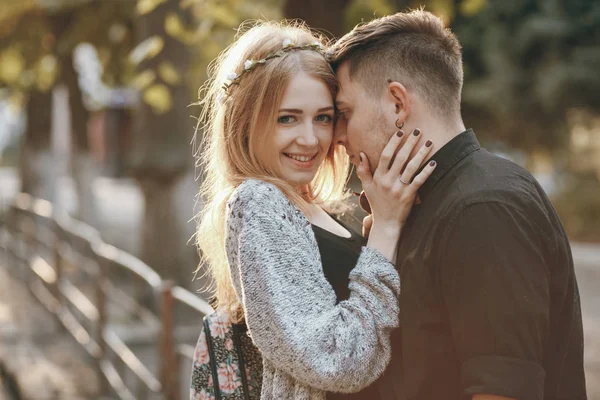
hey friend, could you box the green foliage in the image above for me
[454,0,600,151]
[0,0,135,91]
[553,171,600,242]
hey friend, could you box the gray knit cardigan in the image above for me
[225,179,401,400]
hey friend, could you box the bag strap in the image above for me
[232,324,251,400]
[203,318,222,400]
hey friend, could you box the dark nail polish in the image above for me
[359,153,363,162]
[396,130,404,137]
[413,128,421,136]
[429,160,436,167]
[425,140,432,147]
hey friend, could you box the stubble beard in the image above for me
[366,108,391,172]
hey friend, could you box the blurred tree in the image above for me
[451,0,600,153]
[20,90,54,198]
[284,0,351,38]
[127,0,197,284]
[0,0,135,224]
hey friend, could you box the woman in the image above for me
[193,21,436,399]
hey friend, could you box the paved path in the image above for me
[0,264,100,399]
[573,242,600,397]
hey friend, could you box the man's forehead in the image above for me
[334,63,352,104]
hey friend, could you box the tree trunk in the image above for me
[129,0,196,285]
[61,49,99,226]
[20,90,56,201]
[284,0,351,38]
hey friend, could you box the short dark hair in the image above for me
[328,9,463,118]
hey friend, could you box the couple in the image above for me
[192,9,586,400]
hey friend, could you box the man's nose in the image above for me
[334,121,347,146]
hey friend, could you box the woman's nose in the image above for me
[297,122,319,146]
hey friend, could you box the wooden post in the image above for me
[52,230,63,303]
[160,280,178,400]
[95,257,108,395]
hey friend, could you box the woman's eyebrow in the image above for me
[278,106,335,113]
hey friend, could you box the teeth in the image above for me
[286,154,314,162]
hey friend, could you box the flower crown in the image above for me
[217,39,325,104]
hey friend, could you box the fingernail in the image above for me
[425,140,432,147]
[429,160,436,167]
[413,128,421,136]
[359,153,363,162]
[396,130,404,137]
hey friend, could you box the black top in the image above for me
[311,220,380,400]
[372,130,587,400]
[312,219,365,302]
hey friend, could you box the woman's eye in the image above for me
[315,114,333,123]
[277,115,297,124]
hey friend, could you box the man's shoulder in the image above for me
[448,149,543,206]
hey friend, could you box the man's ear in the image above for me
[387,80,411,123]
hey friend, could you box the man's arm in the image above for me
[440,201,549,400]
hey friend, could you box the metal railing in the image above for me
[0,193,213,399]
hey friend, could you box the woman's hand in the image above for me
[356,128,436,261]
[362,214,373,238]
[357,128,436,231]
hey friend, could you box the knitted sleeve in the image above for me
[225,179,400,393]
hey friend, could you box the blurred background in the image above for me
[0,0,599,399]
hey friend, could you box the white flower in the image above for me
[282,38,294,48]
[226,72,238,81]
[216,90,226,104]
[244,59,255,70]
[312,41,323,50]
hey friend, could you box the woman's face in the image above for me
[268,72,335,188]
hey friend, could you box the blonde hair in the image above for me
[194,21,351,321]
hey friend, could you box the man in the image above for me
[328,9,587,400]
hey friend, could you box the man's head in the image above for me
[328,9,464,169]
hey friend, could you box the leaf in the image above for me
[158,61,181,84]
[412,0,455,24]
[129,35,165,65]
[36,54,59,92]
[130,69,157,89]
[143,83,172,114]
[136,0,168,15]
[0,48,25,85]
[207,4,239,27]
[165,12,184,37]
[460,0,487,17]
[108,22,128,43]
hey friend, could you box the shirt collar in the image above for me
[418,129,480,201]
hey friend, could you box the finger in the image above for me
[388,128,422,177]
[359,191,372,214]
[355,152,373,186]
[376,130,406,177]
[400,139,434,183]
[362,215,373,237]
[410,160,437,189]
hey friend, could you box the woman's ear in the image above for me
[387,80,411,123]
